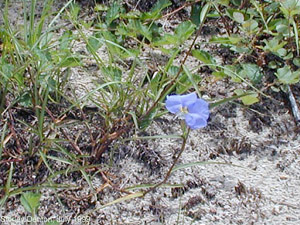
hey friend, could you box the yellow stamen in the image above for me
[180,106,189,114]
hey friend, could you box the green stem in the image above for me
[140,4,211,122]
[143,126,190,195]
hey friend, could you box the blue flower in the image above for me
[165,92,209,129]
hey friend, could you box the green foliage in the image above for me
[276,66,300,84]
[239,63,263,84]
[234,89,259,105]
[141,0,172,20]
[20,192,41,216]
[154,21,196,47]
[1,0,300,214]
[192,49,216,66]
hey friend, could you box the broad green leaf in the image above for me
[239,63,263,84]
[174,21,196,44]
[293,57,300,67]
[242,19,258,33]
[153,34,177,46]
[280,0,300,12]
[192,49,216,65]
[139,109,157,130]
[1,63,14,79]
[18,92,32,107]
[120,10,141,19]
[268,19,288,31]
[276,24,289,35]
[101,66,122,81]
[233,12,244,23]
[275,66,300,84]
[149,71,162,94]
[59,30,73,50]
[154,21,195,46]
[265,2,280,14]
[223,65,241,82]
[234,89,259,105]
[151,0,172,13]
[230,45,250,53]
[142,0,171,20]
[263,38,287,55]
[20,192,41,214]
[212,70,227,79]
[240,94,259,105]
[132,20,153,41]
[191,3,202,26]
[59,56,81,67]
[87,34,102,53]
[226,8,249,21]
[106,2,121,25]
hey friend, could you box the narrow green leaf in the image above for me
[5,163,14,195]
[210,92,251,108]
[292,19,299,55]
[200,3,211,24]
[101,192,144,209]
[182,65,201,97]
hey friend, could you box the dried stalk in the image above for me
[287,85,300,125]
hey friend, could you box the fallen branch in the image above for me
[287,85,300,125]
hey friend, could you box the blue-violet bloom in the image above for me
[165,92,209,129]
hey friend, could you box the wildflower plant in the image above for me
[1,0,300,216]
[165,92,209,130]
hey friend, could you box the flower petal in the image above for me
[185,113,208,129]
[178,92,198,107]
[165,95,183,114]
[165,93,198,114]
[187,99,209,120]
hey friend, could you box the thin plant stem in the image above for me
[143,128,190,196]
[140,4,210,121]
